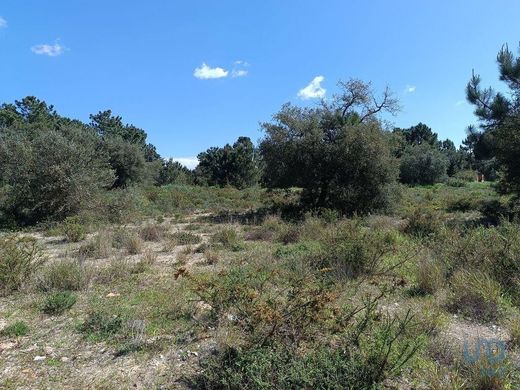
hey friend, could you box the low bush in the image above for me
[415,256,445,295]
[36,259,91,292]
[77,311,123,341]
[0,321,29,337]
[171,231,202,245]
[314,220,399,280]
[139,223,164,242]
[0,235,46,295]
[41,291,77,315]
[448,270,502,322]
[125,233,143,255]
[77,231,113,259]
[275,224,301,244]
[211,227,241,250]
[190,262,424,389]
[62,216,87,242]
[404,208,445,237]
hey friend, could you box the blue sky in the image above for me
[1,1,519,168]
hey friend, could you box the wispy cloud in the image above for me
[405,85,416,93]
[298,76,326,100]
[171,157,199,170]
[31,42,66,57]
[231,59,249,78]
[232,69,248,78]
[193,63,229,79]
[455,100,465,106]
[0,16,7,28]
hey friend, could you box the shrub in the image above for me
[275,224,301,244]
[125,233,143,255]
[211,227,241,249]
[509,315,520,348]
[448,270,502,322]
[0,235,46,295]
[203,249,219,265]
[78,231,113,259]
[41,291,77,315]
[139,223,163,242]
[77,311,123,341]
[399,144,448,185]
[404,208,445,237]
[62,216,87,242]
[0,321,29,337]
[415,257,445,295]
[454,169,478,182]
[191,262,424,389]
[314,220,398,279]
[37,259,91,292]
[438,223,520,304]
[171,231,201,245]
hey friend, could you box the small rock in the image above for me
[34,356,46,361]
[106,292,120,298]
[61,357,70,362]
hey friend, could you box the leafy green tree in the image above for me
[260,79,400,214]
[196,136,259,189]
[466,43,520,190]
[399,144,448,185]
[157,159,193,185]
[89,110,160,187]
[393,123,438,148]
[0,120,113,224]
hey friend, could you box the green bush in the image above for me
[404,208,445,237]
[41,291,77,315]
[211,227,241,250]
[399,144,448,185]
[77,231,113,259]
[191,261,423,389]
[36,259,91,292]
[415,257,445,295]
[62,216,87,242]
[0,321,29,337]
[77,311,123,341]
[448,270,502,322]
[314,220,398,279]
[171,231,202,245]
[139,223,163,242]
[0,235,46,295]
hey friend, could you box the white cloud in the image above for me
[0,17,7,28]
[405,85,416,93]
[172,157,199,170]
[298,76,326,100]
[232,69,248,78]
[193,63,229,79]
[31,42,66,57]
[455,100,465,106]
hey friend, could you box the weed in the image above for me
[139,224,163,242]
[62,216,87,242]
[170,231,201,245]
[448,270,502,322]
[0,235,46,295]
[41,291,77,315]
[36,259,91,292]
[0,321,29,337]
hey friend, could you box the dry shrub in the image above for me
[203,249,219,265]
[448,269,502,322]
[37,259,92,292]
[139,223,163,242]
[415,256,445,295]
[78,231,113,259]
[0,235,46,295]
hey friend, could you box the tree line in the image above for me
[1,42,519,225]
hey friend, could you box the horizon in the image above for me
[2,1,520,169]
